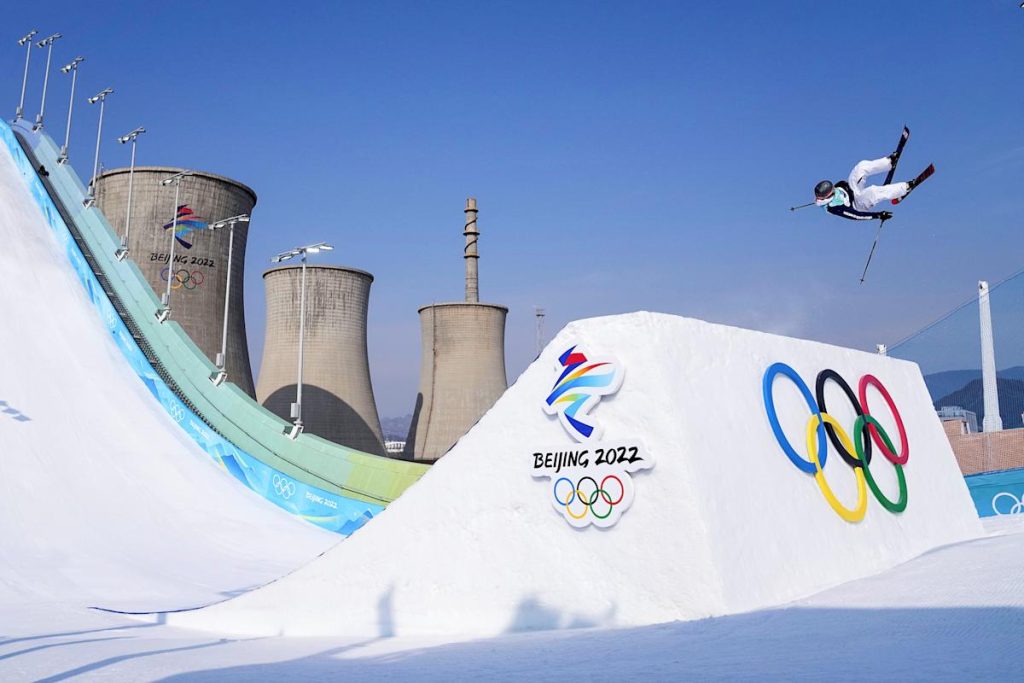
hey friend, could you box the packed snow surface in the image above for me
[0,127,336,615]
[170,309,982,637]
[2,518,1021,681]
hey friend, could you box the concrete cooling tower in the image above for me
[405,198,508,462]
[94,167,257,396]
[256,265,386,455]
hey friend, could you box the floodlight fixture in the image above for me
[59,56,84,73]
[84,88,114,205]
[87,87,113,105]
[57,57,85,163]
[36,32,61,48]
[209,213,250,230]
[156,171,195,321]
[14,30,39,120]
[33,33,62,129]
[160,170,193,186]
[118,126,145,144]
[271,249,300,263]
[207,214,252,386]
[268,240,334,436]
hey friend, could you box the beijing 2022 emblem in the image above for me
[533,344,653,528]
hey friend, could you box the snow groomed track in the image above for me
[0,119,428,534]
[0,126,335,613]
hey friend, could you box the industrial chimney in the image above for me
[257,265,386,454]
[404,198,508,462]
[978,280,1003,432]
[94,167,257,396]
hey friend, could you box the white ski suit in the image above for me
[848,157,909,210]
[823,157,909,220]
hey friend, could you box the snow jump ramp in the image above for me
[0,121,335,613]
[168,312,983,637]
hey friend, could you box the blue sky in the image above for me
[4,1,1023,416]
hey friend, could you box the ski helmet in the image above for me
[814,180,834,206]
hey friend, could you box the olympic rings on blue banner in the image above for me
[762,362,911,522]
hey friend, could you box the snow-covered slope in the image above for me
[170,311,983,637]
[0,125,335,614]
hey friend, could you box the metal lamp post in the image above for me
[84,87,113,205]
[534,306,546,357]
[270,241,334,438]
[156,171,194,322]
[208,213,251,386]
[56,56,84,164]
[32,33,61,130]
[114,127,145,261]
[14,29,38,121]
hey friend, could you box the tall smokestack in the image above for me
[405,198,508,461]
[978,280,1003,432]
[464,197,479,303]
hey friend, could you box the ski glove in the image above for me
[879,211,893,220]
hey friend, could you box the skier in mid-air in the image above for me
[813,133,933,221]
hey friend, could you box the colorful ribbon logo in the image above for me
[543,346,623,442]
[162,204,207,249]
[762,363,910,522]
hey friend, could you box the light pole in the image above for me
[84,87,113,206]
[114,127,145,261]
[32,33,61,131]
[14,29,38,121]
[56,56,84,164]
[534,306,546,357]
[271,241,334,438]
[156,171,194,322]
[208,213,251,386]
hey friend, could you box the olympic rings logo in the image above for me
[273,474,296,500]
[552,474,625,521]
[762,362,910,523]
[160,267,205,291]
[992,492,1024,516]
[168,401,185,423]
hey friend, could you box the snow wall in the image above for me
[170,311,983,637]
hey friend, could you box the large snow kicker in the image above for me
[168,311,983,637]
[0,130,335,613]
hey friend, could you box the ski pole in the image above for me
[789,202,815,211]
[859,217,888,284]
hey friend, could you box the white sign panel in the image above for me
[534,344,653,528]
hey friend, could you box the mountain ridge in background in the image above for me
[380,414,413,441]
[927,368,1024,430]
[923,366,1024,401]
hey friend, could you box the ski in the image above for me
[883,126,910,185]
[892,163,935,205]
[859,126,909,284]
